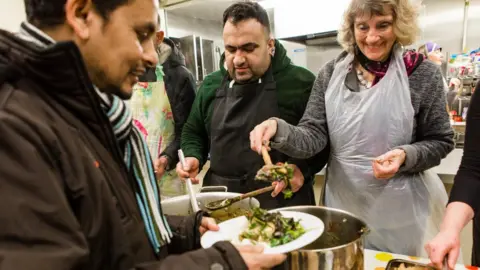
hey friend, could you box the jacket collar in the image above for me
[0,26,109,138]
[17,22,56,46]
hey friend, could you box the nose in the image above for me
[233,51,246,67]
[143,39,159,68]
[365,29,381,44]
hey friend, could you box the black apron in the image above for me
[203,67,315,209]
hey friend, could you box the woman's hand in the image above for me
[372,149,406,179]
[426,202,474,270]
[425,228,461,270]
[250,119,278,154]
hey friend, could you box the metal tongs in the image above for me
[205,145,274,211]
[178,149,200,212]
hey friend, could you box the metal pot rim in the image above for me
[161,192,245,203]
[276,205,370,252]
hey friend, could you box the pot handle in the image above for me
[200,186,228,193]
[360,226,370,236]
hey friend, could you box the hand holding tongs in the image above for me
[178,149,200,212]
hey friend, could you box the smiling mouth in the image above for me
[130,70,146,77]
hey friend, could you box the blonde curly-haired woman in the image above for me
[250,0,454,256]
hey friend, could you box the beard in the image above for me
[88,64,134,100]
[230,68,263,84]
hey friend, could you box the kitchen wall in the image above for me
[466,0,480,52]
[0,0,26,32]
[305,45,344,74]
[417,0,479,54]
[416,0,467,54]
[299,0,480,73]
[166,11,224,47]
[165,11,224,73]
[278,40,307,68]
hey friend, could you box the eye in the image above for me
[242,44,256,53]
[357,24,368,31]
[225,46,237,53]
[377,22,391,29]
[136,31,149,42]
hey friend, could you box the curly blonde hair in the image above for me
[338,0,420,53]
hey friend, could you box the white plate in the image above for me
[201,210,324,254]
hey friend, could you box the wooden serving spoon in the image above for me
[205,145,274,211]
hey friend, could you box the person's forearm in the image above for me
[270,62,333,160]
[272,118,328,159]
[441,202,474,234]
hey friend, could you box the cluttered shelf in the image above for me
[446,48,479,135]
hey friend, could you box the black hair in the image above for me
[222,1,271,35]
[24,0,132,28]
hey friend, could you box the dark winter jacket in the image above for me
[0,29,245,270]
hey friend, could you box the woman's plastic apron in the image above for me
[129,65,186,200]
[324,46,448,256]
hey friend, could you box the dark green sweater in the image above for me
[181,40,329,181]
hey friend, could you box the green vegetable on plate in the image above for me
[239,207,305,247]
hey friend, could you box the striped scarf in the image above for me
[99,93,172,253]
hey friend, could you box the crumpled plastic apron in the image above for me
[324,46,448,256]
[129,65,186,200]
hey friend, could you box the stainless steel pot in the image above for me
[274,206,369,270]
[161,186,260,220]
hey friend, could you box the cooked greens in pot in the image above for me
[394,263,429,270]
[255,163,294,199]
[209,207,251,223]
[239,207,305,247]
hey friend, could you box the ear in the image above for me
[267,38,275,56]
[64,0,95,40]
[156,31,165,45]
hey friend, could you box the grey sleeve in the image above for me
[271,61,334,159]
[396,69,455,173]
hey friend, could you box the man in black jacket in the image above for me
[0,0,285,269]
[137,32,196,198]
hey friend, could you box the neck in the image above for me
[356,63,375,83]
[40,24,75,43]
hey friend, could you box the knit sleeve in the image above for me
[396,67,455,173]
[271,60,335,159]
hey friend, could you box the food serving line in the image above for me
[170,151,472,269]
[162,188,477,270]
